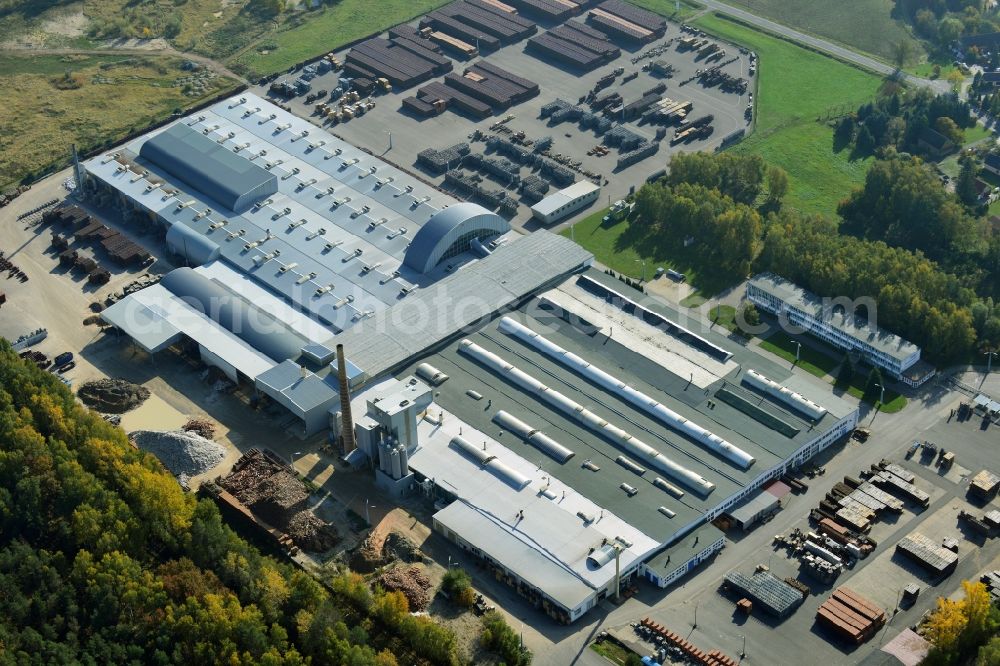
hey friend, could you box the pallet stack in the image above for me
[587,0,666,44]
[527,30,608,70]
[417,62,538,117]
[506,0,583,21]
[816,587,886,644]
[433,0,538,45]
[723,570,804,619]
[896,533,959,577]
[346,31,453,89]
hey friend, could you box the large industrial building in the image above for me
[86,93,860,624]
[747,273,935,387]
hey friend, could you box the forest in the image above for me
[630,147,998,363]
[0,342,462,665]
[895,0,1000,64]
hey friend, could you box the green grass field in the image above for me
[759,330,840,378]
[710,304,740,333]
[694,13,884,215]
[229,0,450,79]
[715,0,922,65]
[590,640,638,666]
[0,1,449,80]
[561,208,738,296]
[758,329,907,412]
[0,53,237,189]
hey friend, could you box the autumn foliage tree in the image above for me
[0,343,461,665]
[923,581,1000,665]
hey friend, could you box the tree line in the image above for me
[630,147,999,362]
[0,342,463,665]
[834,89,976,158]
[896,0,1000,66]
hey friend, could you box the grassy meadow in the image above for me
[0,53,237,189]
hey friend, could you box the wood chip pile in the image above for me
[221,450,338,553]
[376,566,432,610]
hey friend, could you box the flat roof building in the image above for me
[530,181,601,225]
[390,270,858,621]
[747,273,934,387]
[89,95,861,626]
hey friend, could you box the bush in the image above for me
[456,586,476,608]
[481,611,531,666]
[441,568,472,599]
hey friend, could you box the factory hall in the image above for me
[84,93,858,624]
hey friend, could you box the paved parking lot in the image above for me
[251,17,753,229]
[593,403,1000,666]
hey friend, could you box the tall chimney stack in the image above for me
[336,344,356,455]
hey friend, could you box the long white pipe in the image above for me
[743,369,827,420]
[449,435,531,490]
[458,339,715,495]
[493,410,576,463]
[499,317,755,470]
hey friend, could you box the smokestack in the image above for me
[336,344,356,455]
[614,545,622,602]
[72,144,84,193]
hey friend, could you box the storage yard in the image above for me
[610,398,1000,666]
[255,2,752,226]
[214,448,340,554]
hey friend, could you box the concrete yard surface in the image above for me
[257,15,753,230]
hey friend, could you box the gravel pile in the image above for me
[130,429,226,476]
[78,379,150,414]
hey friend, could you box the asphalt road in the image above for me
[694,0,952,95]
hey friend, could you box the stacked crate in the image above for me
[723,570,804,619]
[417,143,472,174]
[816,587,886,644]
[346,34,452,89]
[416,80,493,118]
[420,13,502,51]
[616,141,658,169]
[527,31,606,70]
[436,0,538,44]
[896,533,958,576]
[548,23,620,59]
[506,0,580,21]
[597,0,666,34]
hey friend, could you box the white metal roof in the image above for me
[101,284,276,378]
[530,181,601,217]
[749,272,921,363]
[84,93,471,330]
[409,407,659,612]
